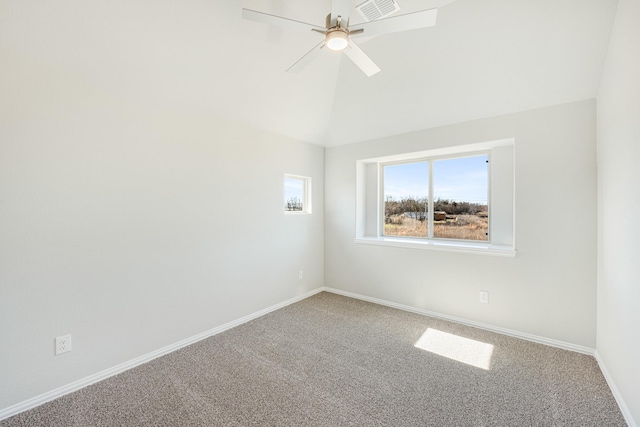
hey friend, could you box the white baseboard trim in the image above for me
[321,287,595,355]
[2,286,613,423]
[594,350,637,427]
[0,287,325,422]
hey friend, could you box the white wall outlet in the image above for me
[479,291,489,304]
[55,334,72,355]
[298,270,303,280]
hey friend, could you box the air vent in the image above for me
[356,0,400,22]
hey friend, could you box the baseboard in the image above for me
[0,287,325,422]
[1,286,612,422]
[594,350,637,427]
[321,287,595,355]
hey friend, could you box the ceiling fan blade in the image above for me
[286,41,326,73]
[330,0,352,27]
[242,9,325,33]
[343,40,380,77]
[349,8,438,38]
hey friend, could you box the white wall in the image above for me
[597,0,640,423]
[325,100,598,347]
[0,51,324,410]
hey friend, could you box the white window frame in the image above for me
[379,151,491,242]
[284,174,312,214]
[354,139,516,257]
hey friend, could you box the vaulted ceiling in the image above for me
[1,0,618,146]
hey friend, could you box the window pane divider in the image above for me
[428,159,434,239]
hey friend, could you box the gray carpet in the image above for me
[1,292,626,426]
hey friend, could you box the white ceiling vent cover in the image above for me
[356,0,400,22]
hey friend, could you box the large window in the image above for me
[355,139,515,256]
[383,154,489,241]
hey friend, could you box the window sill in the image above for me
[353,237,516,257]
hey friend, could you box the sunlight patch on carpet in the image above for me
[414,328,494,370]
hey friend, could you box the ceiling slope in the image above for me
[325,0,618,145]
[1,0,617,147]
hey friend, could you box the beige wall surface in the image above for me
[325,100,598,348]
[0,57,325,408]
[597,0,640,424]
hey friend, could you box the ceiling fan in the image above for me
[242,0,438,77]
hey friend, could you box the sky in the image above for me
[284,176,304,204]
[384,155,488,203]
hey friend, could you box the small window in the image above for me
[284,174,312,214]
[383,154,489,242]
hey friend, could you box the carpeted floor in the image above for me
[1,292,627,426]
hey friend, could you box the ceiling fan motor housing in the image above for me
[326,28,349,51]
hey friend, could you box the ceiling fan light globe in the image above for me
[326,31,349,51]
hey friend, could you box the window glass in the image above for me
[284,174,311,213]
[383,161,429,237]
[382,154,489,241]
[433,155,489,241]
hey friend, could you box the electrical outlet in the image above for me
[479,291,489,304]
[55,334,72,355]
[298,270,303,280]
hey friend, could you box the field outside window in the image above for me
[383,154,489,241]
